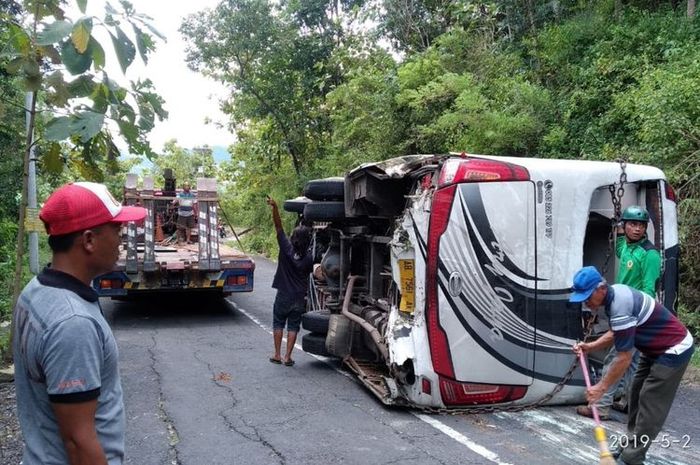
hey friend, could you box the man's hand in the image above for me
[572,342,590,356]
[266,196,277,209]
[586,383,607,405]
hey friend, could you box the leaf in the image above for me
[132,24,151,64]
[91,83,110,113]
[23,74,42,92]
[90,37,105,70]
[105,2,118,15]
[43,143,64,174]
[5,57,24,74]
[110,26,136,73]
[36,20,73,46]
[45,71,70,107]
[138,105,154,131]
[45,116,74,141]
[141,21,166,41]
[73,111,105,142]
[77,0,88,14]
[71,18,93,54]
[39,45,62,64]
[117,119,139,144]
[8,23,31,55]
[60,39,93,75]
[67,75,96,98]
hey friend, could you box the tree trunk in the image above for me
[8,91,36,360]
[689,0,696,18]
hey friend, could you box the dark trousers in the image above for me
[621,354,689,464]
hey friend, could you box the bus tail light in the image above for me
[665,182,677,203]
[426,185,457,379]
[439,377,527,405]
[439,157,530,187]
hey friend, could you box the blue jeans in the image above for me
[597,346,640,410]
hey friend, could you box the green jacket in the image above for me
[615,235,661,297]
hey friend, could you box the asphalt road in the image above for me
[103,255,699,465]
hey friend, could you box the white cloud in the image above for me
[85,0,234,151]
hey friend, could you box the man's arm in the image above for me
[585,350,634,405]
[267,197,283,234]
[641,249,662,297]
[52,400,108,465]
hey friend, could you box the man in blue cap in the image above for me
[570,266,693,465]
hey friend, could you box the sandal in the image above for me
[269,357,282,364]
[283,359,295,367]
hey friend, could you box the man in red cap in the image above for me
[12,182,146,465]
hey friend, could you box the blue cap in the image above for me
[569,266,604,303]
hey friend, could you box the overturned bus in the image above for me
[287,153,678,409]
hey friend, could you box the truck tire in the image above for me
[283,196,311,214]
[302,332,330,357]
[302,310,330,334]
[303,201,345,221]
[303,177,345,201]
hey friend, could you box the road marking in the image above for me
[413,414,514,465]
[228,302,353,378]
[230,300,517,463]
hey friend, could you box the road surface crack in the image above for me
[149,334,182,465]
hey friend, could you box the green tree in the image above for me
[181,0,366,177]
[2,0,166,312]
[145,139,217,186]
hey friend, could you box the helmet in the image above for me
[621,206,649,222]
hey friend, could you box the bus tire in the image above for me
[302,332,330,356]
[302,310,330,334]
[303,201,345,221]
[283,196,311,213]
[303,177,345,201]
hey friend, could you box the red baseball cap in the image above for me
[40,182,147,236]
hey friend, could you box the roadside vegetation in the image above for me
[1,1,699,361]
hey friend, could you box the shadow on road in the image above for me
[103,295,242,329]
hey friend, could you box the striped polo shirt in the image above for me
[605,284,694,367]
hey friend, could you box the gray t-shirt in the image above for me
[13,268,125,465]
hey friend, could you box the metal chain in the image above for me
[601,159,627,275]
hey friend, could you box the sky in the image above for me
[84,0,234,152]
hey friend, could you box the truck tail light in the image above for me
[439,377,527,405]
[439,157,529,187]
[100,279,123,289]
[665,182,677,203]
[227,275,247,286]
[426,185,457,379]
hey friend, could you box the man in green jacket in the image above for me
[577,205,661,420]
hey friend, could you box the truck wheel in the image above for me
[283,196,311,213]
[302,310,330,334]
[303,177,345,201]
[302,332,330,356]
[303,201,345,221]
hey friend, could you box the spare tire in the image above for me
[303,177,345,201]
[283,196,311,214]
[302,333,330,356]
[303,201,345,221]
[302,310,331,334]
